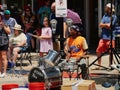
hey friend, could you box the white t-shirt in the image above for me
[9,33,27,46]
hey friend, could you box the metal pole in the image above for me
[110,0,114,65]
[84,0,90,46]
[59,17,65,58]
[98,0,102,37]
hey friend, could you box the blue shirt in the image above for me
[3,17,17,34]
[38,6,51,25]
[101,13,117,40]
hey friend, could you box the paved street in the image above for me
[0,52,119,90]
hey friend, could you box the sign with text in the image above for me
[55,0,67,17]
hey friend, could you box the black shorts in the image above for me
[0,44,9,51]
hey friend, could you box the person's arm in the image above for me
[99,23,111,30]
[3,24,11,34]
[28,28,52,39]
[99,15,111,30]
[64,38,71,61]
[63,22,67,38]
[28,33,42,39]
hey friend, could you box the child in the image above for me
[29,17,53,57]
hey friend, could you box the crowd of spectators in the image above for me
[0,0,86,78]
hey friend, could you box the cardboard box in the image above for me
[61,80,96,90]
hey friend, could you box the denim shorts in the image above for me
[19,46,27,52]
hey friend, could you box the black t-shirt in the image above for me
[0,27,9,46]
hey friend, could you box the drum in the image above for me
[45,50,61,66]
[38,50,61,69]
[28,66,62,89]
[62,62,78,72]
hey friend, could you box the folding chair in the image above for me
[16,45,32,74]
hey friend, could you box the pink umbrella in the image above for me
[67,9,82,24]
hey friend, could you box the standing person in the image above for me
[29,17,53,57]
[96,3,117,69]
[0,14,11,78]
[37,0,51,26]
[3,10,17,35]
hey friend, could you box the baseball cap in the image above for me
[106,3,115,12]
[70,25,80,32]
[4,10,11,15]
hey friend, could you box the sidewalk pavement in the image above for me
[0,52,119,90]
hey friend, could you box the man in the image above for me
[64,25,88,62]
[9,24,27,67]
[50,2,66,51]
[59,25,88,79]
[38,0,51,26]
[96,3,117,69]
[3,10,17,36]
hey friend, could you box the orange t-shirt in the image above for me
[67,36,88,58]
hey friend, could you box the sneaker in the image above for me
[111,64,120,72]
[0,73,6,78]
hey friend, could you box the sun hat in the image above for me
[70,25,80,32]
[4,10,11,14]
[13,24,23,31]
[106,3,115,12]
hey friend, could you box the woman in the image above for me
[0,14,11,78]
[9,24,27,67]
[22,7,35,51]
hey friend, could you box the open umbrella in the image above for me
[67,9,82,24]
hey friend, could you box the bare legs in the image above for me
[96,52,102,66]
[0,51,8,75]
[12,47,20,63]
[96,51,113,69]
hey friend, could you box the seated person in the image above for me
[8,24,27,67]
[59,25,88,79]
